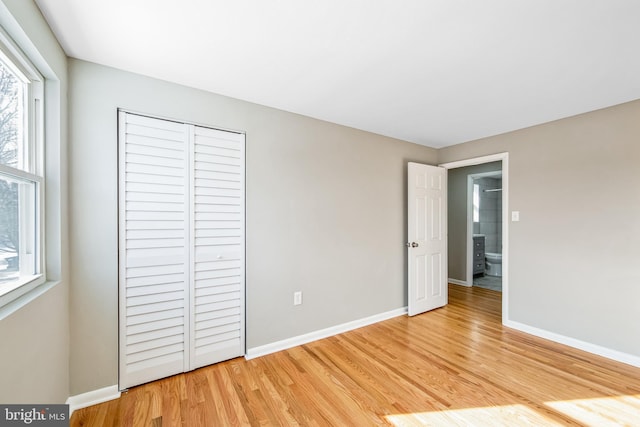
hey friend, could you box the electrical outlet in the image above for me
[293,291,302,306]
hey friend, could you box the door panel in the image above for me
[118,112,190,389]
[190,126,245,370]
[408,162,448,316]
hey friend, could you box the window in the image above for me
[473,183,480,223]
[0,31,44,302]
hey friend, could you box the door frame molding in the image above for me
[439,152,509,322]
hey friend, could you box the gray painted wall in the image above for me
[439,99,640,358]
[0,0,69,403]
[68,59,437,395]
[447,162,502,282]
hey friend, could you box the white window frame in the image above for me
[0,26,46,308]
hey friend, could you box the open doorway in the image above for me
[440,153,509,321]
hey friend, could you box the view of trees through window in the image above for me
[0,58,23,283]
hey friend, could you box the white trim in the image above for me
[66,385,121,416]
[0,280,57,321]
[440,152,509,322]
[439,153,507,169]
[118,108,246,137]
[467,177,474,283]
[448,278,470,287]
[504,320,640,368]
[245,307,408,360]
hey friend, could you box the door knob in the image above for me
[406,242,419,247]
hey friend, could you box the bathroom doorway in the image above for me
[469,171,503,291]
[440,152,509,321]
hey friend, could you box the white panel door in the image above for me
[407,162,447,316]
[190,126,245,369]
[118,112,190,389]
[119,112,245,389]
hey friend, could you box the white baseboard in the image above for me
[66,385,120,415]
[246,307,408,360]
[449,278,470,287]
[504,320,640,368]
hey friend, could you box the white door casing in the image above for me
[407,162,448,316]
[439,152,509,322]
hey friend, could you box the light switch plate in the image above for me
[512,211,520,222]
[293,291,302,305]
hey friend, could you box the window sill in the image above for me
[0,276,59,321]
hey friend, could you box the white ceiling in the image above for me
[35,0,640,148]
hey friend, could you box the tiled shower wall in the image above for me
[473,177,502,253]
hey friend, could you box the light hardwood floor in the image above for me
[72,285,640,426]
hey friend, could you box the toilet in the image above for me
[485,252,502,277]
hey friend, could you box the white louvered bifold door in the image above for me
[118,113,190,389]
[190,126,245,369]
[119,112,245,390]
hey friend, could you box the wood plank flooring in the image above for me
[72,285,640,426]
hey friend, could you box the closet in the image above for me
[118,111,245,389]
